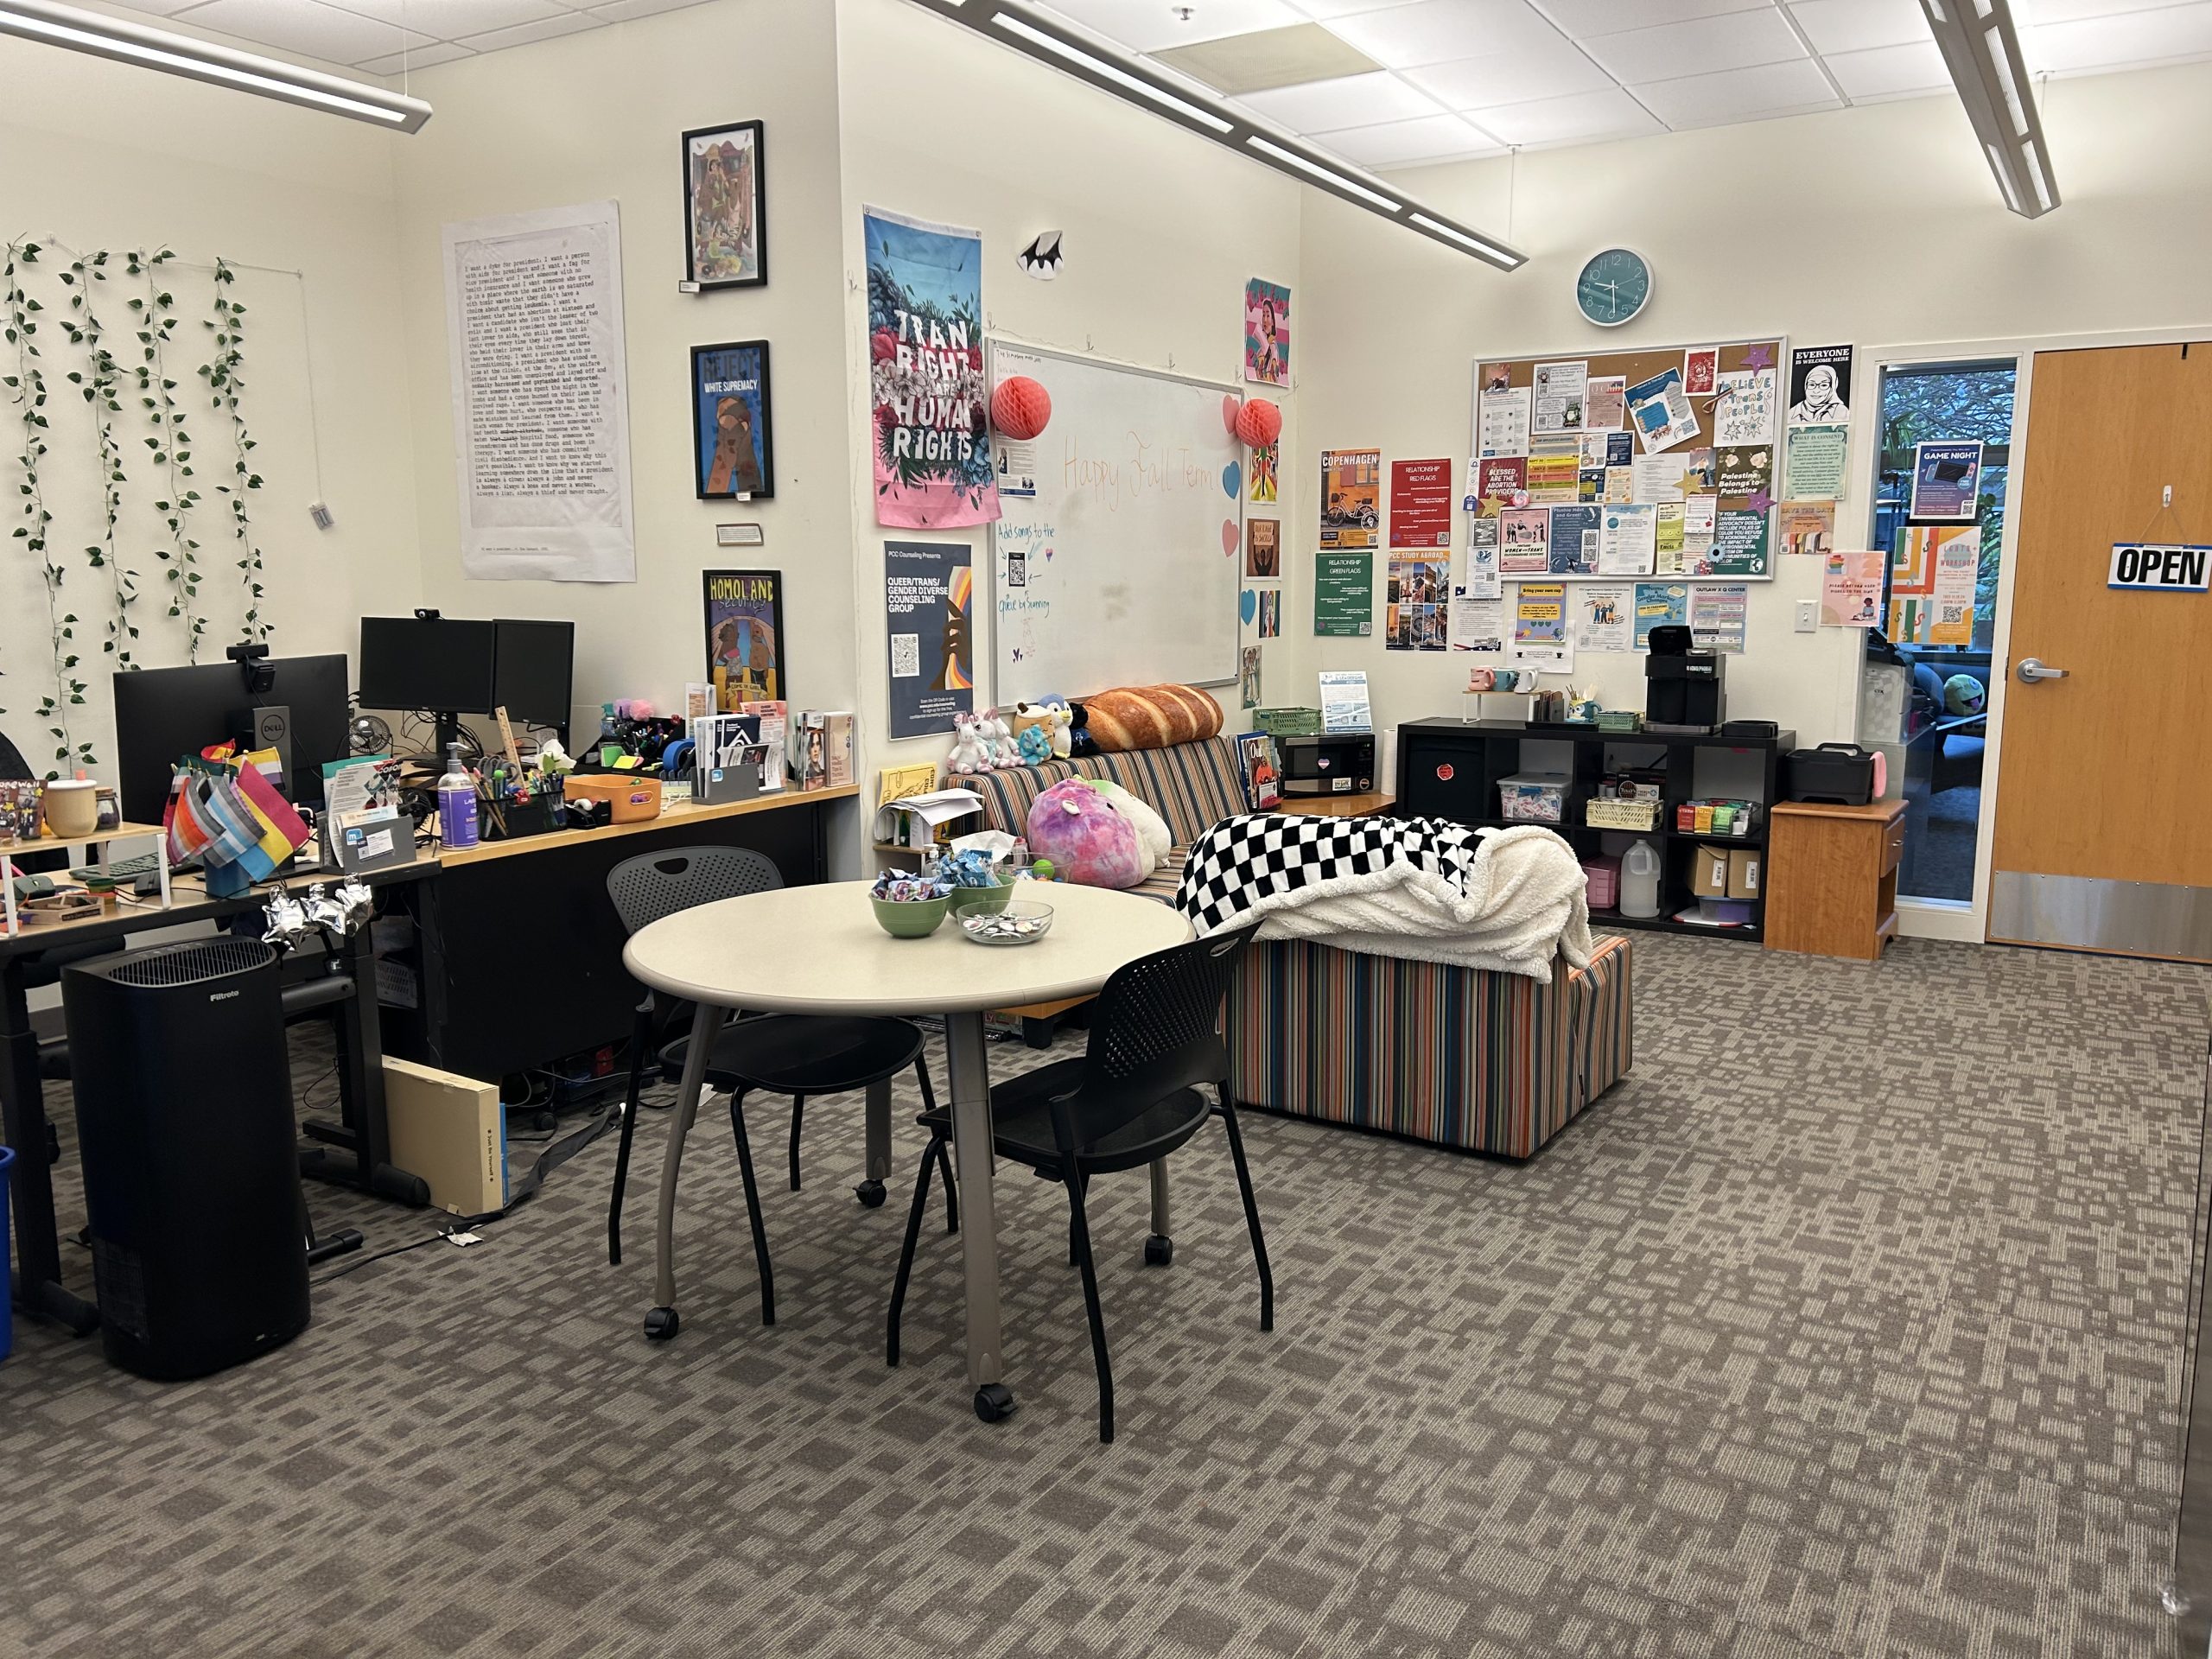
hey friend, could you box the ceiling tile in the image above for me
[454,10,604,50]
[2015,0,2204,22]
[1632,55,1838,125]
[1290,0,1421,17]
[1321,0,1565,68]
[1578,8,1806,80]
[1527,0,1764,38]
[1473,83,1665,143]
[1823,38,1948,99]
[588,0,715,17]
[1314,111,1503,162]
[1785,0,1929,56]
[172,0,433,62]
[1404,36,1612,105]
[1238,67,1447,126]
[2019,2,2212,73]
[1039,0,1307,53]
[98,0,207,16]
[358,40,476,73]
[340,0,569,37]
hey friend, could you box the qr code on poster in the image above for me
[891,634,920,678]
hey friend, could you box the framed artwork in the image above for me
[683,120,766,289]
[702,569,785,704]
[691,340,774,500]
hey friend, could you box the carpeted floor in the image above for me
[2,933,2209,1659]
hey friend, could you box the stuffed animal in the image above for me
[1015,721,1052,766]
[1024,778,1143,888]
[1038,699,1073,759]
[946,711,993,776]
[1086,779,1172,878]
[982,709,1022,769]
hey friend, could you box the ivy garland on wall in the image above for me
[0,242,275,773]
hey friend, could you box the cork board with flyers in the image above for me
[1469,335,1786,581]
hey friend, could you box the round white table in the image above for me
[623,879,1192,1418]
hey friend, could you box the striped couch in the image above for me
[959,734,1632,1160]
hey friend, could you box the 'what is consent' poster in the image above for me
[866,207,999,531]
[886,541,974,738]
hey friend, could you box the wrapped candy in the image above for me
[872,868,951,903]
[931,849,1003,889]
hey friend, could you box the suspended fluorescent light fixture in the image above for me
[0,0,433,132]
[905,0,1523,270]
[1916,0,2056,218]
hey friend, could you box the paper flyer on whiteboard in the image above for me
[1574,583,1633,652]
[1532,359,1588,435]
[1690,583,1748,653]
[443,200,637,582]
[1478,386,1532,457]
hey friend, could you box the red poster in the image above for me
[1389,457,1453,549]
[1473,455,1527,509]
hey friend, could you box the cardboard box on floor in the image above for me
[383,1057,508,1217]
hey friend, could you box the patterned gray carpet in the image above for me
[2,934,2208,1659]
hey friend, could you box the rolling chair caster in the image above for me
[854,1179,887,1210]
[644,1306,681,1342]
[973,1382,1016,1423]
[1144,1235,1174,1267]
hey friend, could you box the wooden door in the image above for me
[1988,342,2212,959]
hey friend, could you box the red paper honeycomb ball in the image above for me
[1233,397,1282,448]
[991,376,1052,441]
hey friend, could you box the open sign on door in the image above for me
[2108,542,2211,591]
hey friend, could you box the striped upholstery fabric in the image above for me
[1226,934,1633,1160]
[959,735,1248,849]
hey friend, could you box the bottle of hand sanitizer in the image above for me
[437,743,479,849]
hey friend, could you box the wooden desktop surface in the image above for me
[1276,791,1395,818]
[436,784,859,868]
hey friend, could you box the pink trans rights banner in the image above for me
[865,207,1001,531]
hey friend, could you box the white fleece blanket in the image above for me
[1173,814,1592,981]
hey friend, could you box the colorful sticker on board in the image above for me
[865,208,998,530]
[1244,279,1290,387]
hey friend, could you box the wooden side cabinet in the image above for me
[1764,800,1905,961]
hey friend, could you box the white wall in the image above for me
[0,35,415,782]
[389,0,854,751]
[834,0,1309,798]
[1297,58,2212,756]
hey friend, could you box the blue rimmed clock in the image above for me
[1575,248,1652,328]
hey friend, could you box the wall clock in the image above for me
[1575,248,1652,328]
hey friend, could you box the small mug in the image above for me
[41,779,101,839]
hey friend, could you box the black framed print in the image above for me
[683,120,766,289]
[691,340,774,500]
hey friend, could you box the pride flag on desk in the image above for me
[165,746,311,891]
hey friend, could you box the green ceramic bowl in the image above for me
[872,893,950,938]
[946,875,1014,915]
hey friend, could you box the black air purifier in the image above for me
[62,938,309,1380]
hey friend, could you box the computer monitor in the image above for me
[112,655,353,825]
[357,616,499,718]
[492,619,575,736]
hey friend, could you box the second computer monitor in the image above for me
[358,616,498,715]
[492,620,575,734]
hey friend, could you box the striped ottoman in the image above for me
[1227,934,1632,1160]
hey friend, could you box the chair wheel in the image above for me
[855,1179,887,1209]
[974,1382,1017,1423]
[1145,1234,1174,1267]
[644,1306,680,1342]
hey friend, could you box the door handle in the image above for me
[2016,657,2069,683]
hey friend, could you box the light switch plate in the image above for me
[1795,601,1818,632]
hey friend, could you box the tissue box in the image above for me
[1498,773,1569,823]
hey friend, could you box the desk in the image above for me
[2,857,435,1335]
[381,787,857,1084]
[1276,791,1395,819]
[625,880,1190,1421]
[1764,799,1905,961]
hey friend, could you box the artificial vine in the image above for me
[5,240,91,771]
[61,249,138,671]
[128,246,206,660]
[202,258,267,642]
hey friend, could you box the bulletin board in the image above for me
[988,340,1243,706]
[1468,335,1786,581]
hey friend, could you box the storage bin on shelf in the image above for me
[1498,772,1568,824]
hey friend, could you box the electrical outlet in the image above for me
[1795,600,1818,632]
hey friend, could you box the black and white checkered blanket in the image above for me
[1173,814,1592,980]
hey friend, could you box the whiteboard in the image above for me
[988,341,1243,707]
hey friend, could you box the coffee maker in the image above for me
[1643,624,1725,733]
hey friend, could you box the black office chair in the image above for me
[602,848,956,1333]
[887,926,1271,1443]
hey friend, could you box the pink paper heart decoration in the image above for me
[1222,394,1242,435]
[1222,519,1239,556]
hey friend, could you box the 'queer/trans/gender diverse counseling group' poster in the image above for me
[885,541,973,738]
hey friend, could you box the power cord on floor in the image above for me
[312,1225,468,1287]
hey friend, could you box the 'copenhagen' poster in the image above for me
[865,207,1000,531]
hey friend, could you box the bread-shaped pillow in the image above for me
[1088,779,1172,878]
[1080,684,1223,752]
[1024,778,1143,888]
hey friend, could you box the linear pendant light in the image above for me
[0,0,433,132]
[1916,0,2056,218]
[905,0,1523,270]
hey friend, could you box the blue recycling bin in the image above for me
[1,1142,15,1363]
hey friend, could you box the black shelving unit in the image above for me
[1395,717,1796,944]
